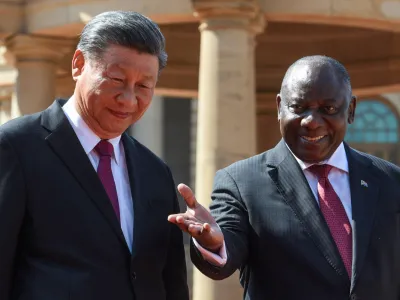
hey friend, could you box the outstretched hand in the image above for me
[168,184,224,252]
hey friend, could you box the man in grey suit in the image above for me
[169,55,400,300]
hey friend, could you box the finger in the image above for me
[170,214,202,227]
[167,214,177,223]
[188,224,204,236]
[176,215,186,224]
[178,218,204,229]
[177,223,204,237]
[169,217,198,234]
[177,183,198,209]
[173,222,213,239]
[168,214,186,224]
[175,223,191,234]
[188,223,213,237]
[202,223,211,233]
[168,213,196,222]
[176,222,205,237]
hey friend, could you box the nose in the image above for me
[116,88,138,109]
[300,111,323,130]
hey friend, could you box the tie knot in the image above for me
[308,164,332,179]
[95,140,114,157]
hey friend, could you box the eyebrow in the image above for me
[287,97,305,103]
[142,75,155,81]
[108,65,155,81]
[289,98,340,103]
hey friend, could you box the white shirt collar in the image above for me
[62,97,122,165]
[286,142,349,173]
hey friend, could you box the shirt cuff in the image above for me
[192,238,227,267]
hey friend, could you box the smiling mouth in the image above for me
[301,135,326,142]
[108,109,130,119]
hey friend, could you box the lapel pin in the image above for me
[361,180,368,188]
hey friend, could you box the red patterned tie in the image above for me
[95,140,120,221]
[308,164,352,277]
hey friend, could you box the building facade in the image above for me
[1,0,400,299]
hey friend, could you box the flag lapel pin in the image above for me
[361,180,368,188]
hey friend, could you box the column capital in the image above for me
[192,0,266,33]
[4,34,75,64]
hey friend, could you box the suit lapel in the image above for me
[122,134,151,257]
[267,140,349,284]
[345,145,379,292]
[41,100,129,252]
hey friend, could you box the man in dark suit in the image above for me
[169,55,400,299]
[0,11,188,300]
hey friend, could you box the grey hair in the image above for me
[77,11,167,71]
[280,55,352,97]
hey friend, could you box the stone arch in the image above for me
[345,97,399,164]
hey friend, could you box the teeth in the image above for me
[302,136,324,142]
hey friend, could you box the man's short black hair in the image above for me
[77,11,167,71]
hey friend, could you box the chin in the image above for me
[298,151,329,163]
[301,157,321,164]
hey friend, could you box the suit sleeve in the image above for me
[0,130,26,299]
[162,167,189,300]
[191,168,250,280]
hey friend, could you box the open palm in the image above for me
[168,184,224,252]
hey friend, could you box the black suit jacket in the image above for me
[0,99,189,300]
[191,140,400,300]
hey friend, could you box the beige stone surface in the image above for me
[0,97,11,125]
[0,0,23,39]
[262,0,333,15]
[383,92,400,112]
[192,2,265,300]
[4,35,75,115]
[381,0,400,18]
[260,0,400,19]
[3,0,400,40]
[24,0,194,36]
[261,0,400,31]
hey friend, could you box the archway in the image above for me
[345,99,399,164]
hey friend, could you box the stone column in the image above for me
[192,1,265,300]
[0,97,12,125]
[5,35,73,116]
[257,94,282,153]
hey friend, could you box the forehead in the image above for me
[100,45,159,76]
[284,64,348,102]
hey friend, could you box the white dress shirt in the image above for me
[62,97,134,253]
[195,142,352,266]
[290,142,352,222]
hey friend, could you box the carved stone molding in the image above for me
[192,0,266,33]
[4,34,75,64]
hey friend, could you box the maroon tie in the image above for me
[95,140,120,221]
[308,164,352,277]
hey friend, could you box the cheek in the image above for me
[83,76,103,100]
[281,116,300,135]
[327,117,347,135]
[95,79,121,96]
[89,81,120,106]
[137,89,153,108]
[139,96,152,109]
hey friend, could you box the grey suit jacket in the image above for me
[191,140,400,300]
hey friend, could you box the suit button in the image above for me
[131,272,137,280]
[350,294,358,300]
